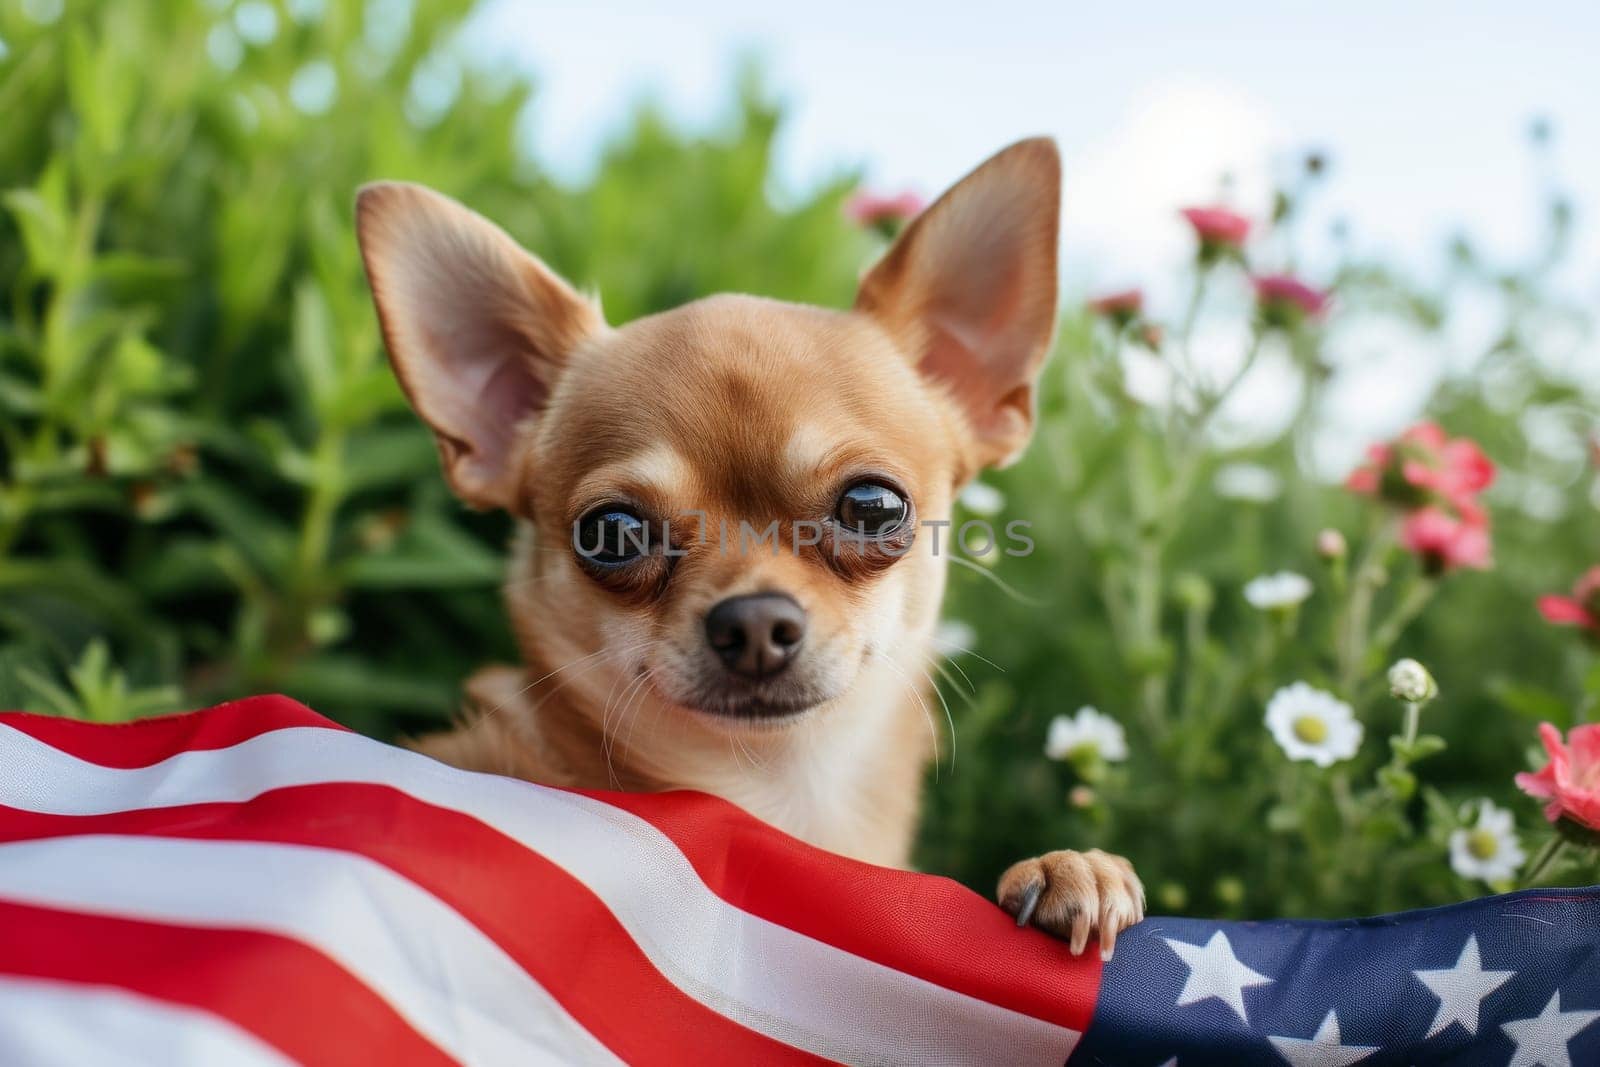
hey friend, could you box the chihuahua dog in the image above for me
[355,138,1143,957]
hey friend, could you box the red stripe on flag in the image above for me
[0,696,344,769]
[581,788,1103,1034]
[0,899,452,1067]
[0,791,830,1067]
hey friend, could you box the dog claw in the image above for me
[1013,879,1043,927]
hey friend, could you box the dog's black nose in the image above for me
[705,594,806,679]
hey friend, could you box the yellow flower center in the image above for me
[1467,829,1499,860]
[1293,715,1328,744]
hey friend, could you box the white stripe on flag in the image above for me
[0,723,1081,1066]
[0,835,620,1067]
[0,974,296,1067]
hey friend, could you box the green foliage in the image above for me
[918,148,1599,916]
[3,0,1596,917]
[0,0,863,737]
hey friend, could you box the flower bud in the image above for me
[1174,572,1214,612]
[1388,658,1438,705]
[1068,785,1097,809]
[1316,528,1347,561]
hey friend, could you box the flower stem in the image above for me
[1521,835,1567,887]
[1337,516,1396,698]
[1369,578,1437,659]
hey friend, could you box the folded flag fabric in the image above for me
[0,696,1593,1067]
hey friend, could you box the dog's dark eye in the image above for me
[836,481,909,536]
[574,508,651,566]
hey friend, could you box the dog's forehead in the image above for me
[544,294,947,494]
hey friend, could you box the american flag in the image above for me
[0,696,1593,1066]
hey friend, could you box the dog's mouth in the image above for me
[686,693,820,721]
[653,673,834,724]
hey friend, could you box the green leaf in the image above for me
[273,654,458,716]
[169,479,295,579]
[1377,766,1417,800]
[291,281,339,417]
[344,513,502,589]
[340,424,440,493]
[65,28,134,161]
[1487,678,1572,728]
[88,253,186,302]
[1389,733,1447,764]
[326,365,408,428]
[1265,804,1300,832]
[15,665,82,718]
[2,186,69,277]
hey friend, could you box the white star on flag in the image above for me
[1502,991,1600,1067]
[1267,1009,1379,1066]
[1164,930,1273,1024]
[1413,934,1515,1037]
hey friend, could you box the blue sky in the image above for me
[465,0,1599,291]
[460,2,1598,470]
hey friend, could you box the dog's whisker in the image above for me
[528,651,627,713]
[879,654,942,780]
[928,647,979,693]
[735,728,769,772]
[914,661,959,774]
[597,655,645,778]
[616,669,658,763]
[600,662,653,787]
[944,554,1049,607]
[601,662,656,780]
[926,633,1007,674]
[927,656,976,704]
[476,642,637,726]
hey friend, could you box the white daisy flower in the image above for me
[1045,706,1129,763]
[1244,571,1314,610]
[1264,682,1362,767]
[958,481,1005,516]
[1449,800,1526,884]
[1214,463,1282,502]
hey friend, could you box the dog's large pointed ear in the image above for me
[854,138,1060,470]
[355,182,604,510]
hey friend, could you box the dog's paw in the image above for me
[996,849,1144,959]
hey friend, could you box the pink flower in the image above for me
[1537,565,1600,634]
[1088,288,1143,318]
[1343,447,1385,495]
[846,190,925,234]
[1516,722,1600,832]
[1251,274,1331,324]
[1400,507,1492,574]
[1345,422,1496,516]
[1403,427,1494,501]
[1180,206,1251,249]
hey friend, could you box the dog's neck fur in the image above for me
[412,526,941,867]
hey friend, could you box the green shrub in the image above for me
[0,0,863,738]
[918,165,1600,915]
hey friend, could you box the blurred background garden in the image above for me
[1,0,1597,919]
